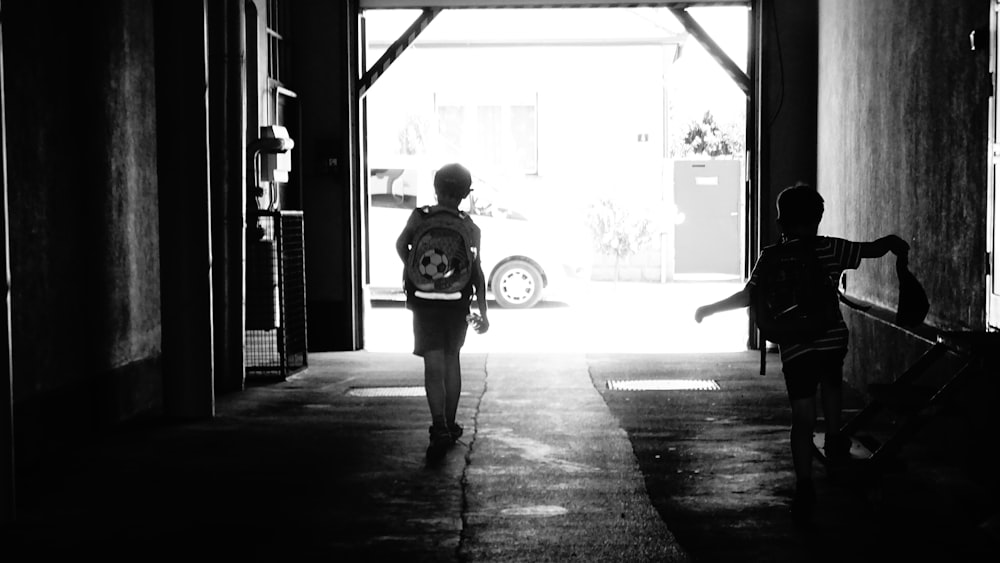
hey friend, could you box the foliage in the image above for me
[586,198,654,282]
[680,111,743,157]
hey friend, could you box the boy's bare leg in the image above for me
[443,351,462,426]
[789,396,817,485]
[423,350,448,427]
[820,379,843,440]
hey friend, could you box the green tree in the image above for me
[681,111,742,157]
[586,198,654,283]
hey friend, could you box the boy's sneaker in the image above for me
[426,424,452,460]
[824,433,852,463]
[448,422,463,442]
[790,482,816,524]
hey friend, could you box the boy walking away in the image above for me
[694,183,909,522]
[396,163,489,461]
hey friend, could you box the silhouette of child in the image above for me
[396,163,489,461]
[695,183,908,521]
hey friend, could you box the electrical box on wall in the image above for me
[259,125,293,185]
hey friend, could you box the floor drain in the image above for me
[345,386,425,397]
[607,379,720,391]
[500,505,568,517]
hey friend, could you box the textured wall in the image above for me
[4,1,162,422]
[818,0,989,331]
[93,1,162,381]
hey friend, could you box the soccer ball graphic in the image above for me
[418,248,451,280]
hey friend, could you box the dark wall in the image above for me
[4,0,163,452]
[757,0,819,247]
[293,0,364,351]
[818,0,989,330]
[154,0,216,418]
[5,0,92,403]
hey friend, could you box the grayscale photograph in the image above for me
[0,1,997,561]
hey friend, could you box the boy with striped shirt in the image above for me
[694,183,909,521]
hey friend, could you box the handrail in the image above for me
[843,297,941,346]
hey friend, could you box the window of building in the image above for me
[435,93,539,176]
[267,0,291,85]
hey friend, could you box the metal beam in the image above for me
[668,6,750,96]
[361,1,745,8]
[366,36,687,48]
[359,8,441,99]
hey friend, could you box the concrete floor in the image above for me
[2,283,997,560]
[1,347,996,561]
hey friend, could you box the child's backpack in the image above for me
[405,206,477,300]
[753,239,841,346]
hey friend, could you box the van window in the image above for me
[371,193,416,210]
[468,179,527,220]
[370,168,417,210]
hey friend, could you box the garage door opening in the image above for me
[360,6,750,353]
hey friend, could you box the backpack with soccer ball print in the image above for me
[404,206,478,301]
[752,238,842,346]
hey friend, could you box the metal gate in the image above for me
[246,210,308,379]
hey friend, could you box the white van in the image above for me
[367,161,588,308]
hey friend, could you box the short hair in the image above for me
[776,182,824,227]
[433,163,472,199]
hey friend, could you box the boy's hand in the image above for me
[468,313,489,334]
[888,234,910,256]
[862,235,912,259]
[694,306,709,324]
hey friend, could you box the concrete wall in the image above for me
[92,1,163,416]
[817,0,996,480]
[817,0,990,382]
[819,0,989,330]
[4,0,163,456]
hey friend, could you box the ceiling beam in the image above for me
[361,1,745,8]
[668,6,749,96]
[359,8,441,98]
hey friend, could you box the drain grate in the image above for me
[345,386,425,397]
[500,505,569,517]
[607,379,720,391]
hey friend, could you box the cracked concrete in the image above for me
[0,349,995,561]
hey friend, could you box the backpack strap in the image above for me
[420,205,467,220]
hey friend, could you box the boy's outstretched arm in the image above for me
[694,286,751,323]
[860,234,909,259]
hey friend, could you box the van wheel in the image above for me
[492,260,543,309]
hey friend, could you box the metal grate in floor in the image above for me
[345,386,426,397]
[606,379,720,391]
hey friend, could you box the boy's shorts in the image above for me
[781,349,848,400]
[411,306,468,357]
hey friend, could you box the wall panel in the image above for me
[818,0,989,332]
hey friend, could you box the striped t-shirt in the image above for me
[747,236,863,363]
